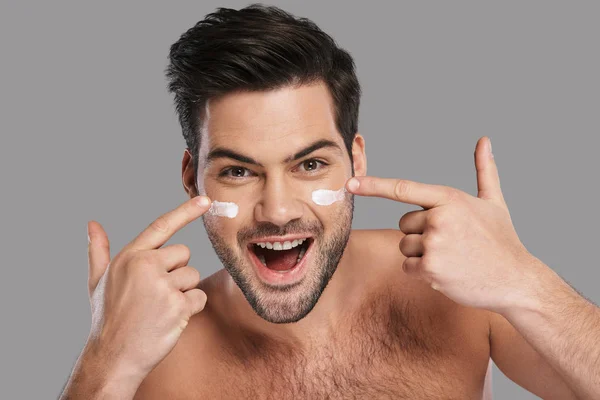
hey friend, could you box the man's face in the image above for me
[196,82,356,324]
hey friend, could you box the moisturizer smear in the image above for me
[197,173,239,218]
[312,187,347,206]
[207,200,239,218]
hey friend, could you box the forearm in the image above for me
[502,255,600,400]
[59,341,143,400]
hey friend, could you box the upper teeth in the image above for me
[255,238,308,250]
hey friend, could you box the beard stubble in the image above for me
[202,193,354,324]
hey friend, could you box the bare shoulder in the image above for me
[352,228,493,339]
[351,229,492,393]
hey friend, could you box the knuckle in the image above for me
[150,215,170,234]
[446,187,461,203]
[421,253,433,269]
[393,180,411,200]
[154,276,171,296]
[422,232,439,249]
[168,291,186,311]
[428,210,446,228]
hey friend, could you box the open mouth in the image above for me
[247,237,313,272]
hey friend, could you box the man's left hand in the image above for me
[345,136,537,313]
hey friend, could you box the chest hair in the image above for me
[216,286,468,399]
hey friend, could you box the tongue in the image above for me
[263,247,302,271]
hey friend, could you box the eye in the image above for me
[217,159,328,181]
[218,166,254,179]
[298,159,328,173]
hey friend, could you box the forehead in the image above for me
[199,81,341,153]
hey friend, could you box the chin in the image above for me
[245,258,339,324]
[251,283,320,324]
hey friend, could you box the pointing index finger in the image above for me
[346,176,451,209]
[128,196,212,250]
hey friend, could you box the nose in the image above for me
[254,178,304,227]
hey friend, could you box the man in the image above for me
[60,4,599,399]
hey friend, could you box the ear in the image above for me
[182,148,198,198]
[351,133,367,177]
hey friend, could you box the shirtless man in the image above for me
[60,4,599,399]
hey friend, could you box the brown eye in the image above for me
[218,166,252,179]
[301,159,326,172]
[231,167,245,177]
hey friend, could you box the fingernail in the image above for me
[488,138,493,158]
[87,222,91,243]
[347,178,360,192]
[196,196,210,207]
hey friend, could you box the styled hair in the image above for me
[165,3,361,185]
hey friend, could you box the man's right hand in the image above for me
[85,195,212,385]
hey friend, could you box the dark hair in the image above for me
[165,3,361,186]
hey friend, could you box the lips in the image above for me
[246,237,314,286]
[251,238,311,270]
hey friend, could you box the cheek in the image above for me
[311,187,346,206]
[200,172,350,218]
[310,197,350,227]
[203,213,239,244]
[207,201,239,218]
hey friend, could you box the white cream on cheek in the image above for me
[199,181,345,216]
[207,200,239,218]
[312,187,347,206]
[197,176,239,218]
[204,188,345,216]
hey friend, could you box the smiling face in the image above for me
[185,81,366,324]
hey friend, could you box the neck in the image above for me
[224,231,365,348]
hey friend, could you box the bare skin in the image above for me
[61,81,495,400]
[134,228,494,399]
[141,82,493,399]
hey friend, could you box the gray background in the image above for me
[1,1,598,398]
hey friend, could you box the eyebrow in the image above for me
[205,139,344,168]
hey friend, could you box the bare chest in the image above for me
[139,289,491,399]
[209,335,486,400]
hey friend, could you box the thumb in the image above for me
[474,136,506,207]
[87,220,111,297]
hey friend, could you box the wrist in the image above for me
[501,254,568,320]
[492,252,544,317]
[60,341,145,400]
[81,338,146,396]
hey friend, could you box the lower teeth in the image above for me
[296,246,307,263]
[256,242,309,269]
